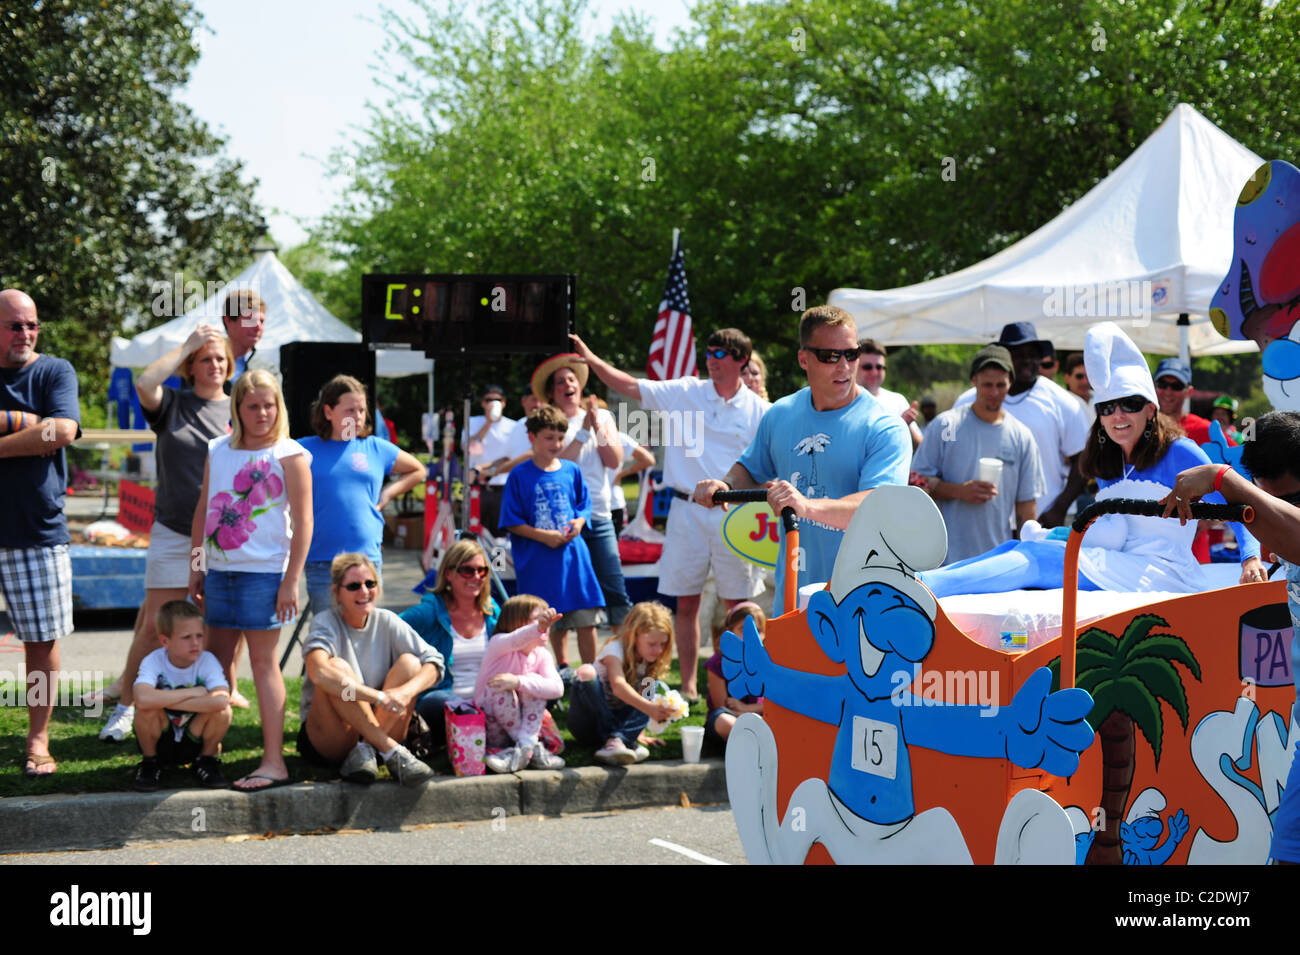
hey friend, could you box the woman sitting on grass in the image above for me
[297,553,443,787]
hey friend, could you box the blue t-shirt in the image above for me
[299,435,400,564]
[0,355,81,547]
[738,387,911,614]
[499,459,604,614]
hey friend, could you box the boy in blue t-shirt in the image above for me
[500,404,605,667]
[131,600,233,791]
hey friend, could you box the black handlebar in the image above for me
[710,488,798,533]
[1071,498,1252,534]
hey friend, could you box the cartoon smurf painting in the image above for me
[721,485,1096,864]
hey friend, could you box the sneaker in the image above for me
[133,759,161,792]
[528,742,566,770]
[99,703,135,742]
[484,747,518,774]
[632,744,650,763]
[192,755,229,789]
[384,744,434,787]
[340,741,379,784]
[595,739,636,766]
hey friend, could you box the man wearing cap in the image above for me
[955,322,1089,526]
[530,353,631,638]
[693,306,911,617]
[466,383,519,535]
[0,289,81,776]
[567,329,767,701]
[1154,357,1215,446]
[912,345,1045,563]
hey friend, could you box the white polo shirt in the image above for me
[638,376,769,491]
[468,415,519,487]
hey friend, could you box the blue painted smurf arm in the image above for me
[904,668,1094,776]
[720,617,846,726]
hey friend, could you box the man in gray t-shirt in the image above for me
[912,345,1045,564]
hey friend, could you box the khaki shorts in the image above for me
[656,498,764,600]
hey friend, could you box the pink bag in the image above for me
[445,700,486,776]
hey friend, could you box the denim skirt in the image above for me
[204,569,288,630]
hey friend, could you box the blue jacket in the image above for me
[399,592,501,692]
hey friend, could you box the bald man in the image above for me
[0,290,81,776]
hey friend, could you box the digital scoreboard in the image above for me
[361,273,575,358]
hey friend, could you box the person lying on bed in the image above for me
[920,322,1264,599]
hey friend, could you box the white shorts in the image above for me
[657,498,763,600]
[144,522,193,590]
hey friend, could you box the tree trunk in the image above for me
[1086,710,1135,865]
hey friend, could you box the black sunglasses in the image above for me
[1095,395,1149,416]
[343,579,378,591]
[5,322,39,333]
[1156,379,1187,392]
[859,361,886,371]
[1039,358,1056,369]
[804,346,862,364]
[456,565,489,579]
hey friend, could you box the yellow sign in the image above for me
[721,501,780,568]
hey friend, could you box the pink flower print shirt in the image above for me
[202,435,310,574]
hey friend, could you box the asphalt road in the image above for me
[3,803,746,865]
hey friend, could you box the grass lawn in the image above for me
[0,661,712,798]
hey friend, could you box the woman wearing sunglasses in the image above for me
[400,538,501,744]
[297,553,443,785]
[921,322,1263,598]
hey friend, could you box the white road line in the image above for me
[649,838,730,865]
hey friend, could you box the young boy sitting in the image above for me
[132,599,233,791]
[499,404,606,666]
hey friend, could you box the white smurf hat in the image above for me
[828,485,947,619]
[1085,321,1157,407]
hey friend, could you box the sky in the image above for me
[182,0,696,249]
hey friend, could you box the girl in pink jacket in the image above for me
[475,594,566,772]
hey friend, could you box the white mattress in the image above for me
[798,563,1245,654]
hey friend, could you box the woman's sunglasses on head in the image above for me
[1095,395,1149,416]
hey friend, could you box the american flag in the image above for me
[647,233,696,380]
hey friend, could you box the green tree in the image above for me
[0,0,263,400]
[321,0,1300,404]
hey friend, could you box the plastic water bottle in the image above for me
[998,610,1029,652]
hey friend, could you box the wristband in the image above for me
[4,411,12,432]
[574,428,591,444]
[1213,465,1231,494]
[722,479,734,490]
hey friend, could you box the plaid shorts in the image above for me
[0,545,74,642]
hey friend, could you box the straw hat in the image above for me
[530,353,589,403]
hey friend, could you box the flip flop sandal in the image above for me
[23,754,57,777]
[234,773,291,793]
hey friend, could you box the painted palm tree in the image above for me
[1050,612,1201,866]
[793,433,831,494]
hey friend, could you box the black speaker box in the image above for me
[279,342,377,440]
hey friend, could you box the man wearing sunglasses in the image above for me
[855,339,923,449]
[1162,410,1300,865]
[567,328,767,701]
[954,322,1089,528]
[0,289,82,777]
[694,306,911,615]
[1153,357,1216,447]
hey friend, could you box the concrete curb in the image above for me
[0,760,729,853]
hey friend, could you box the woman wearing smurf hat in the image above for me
[921,322,1265,597]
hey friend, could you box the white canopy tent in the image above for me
[828,104,1262,359]
[110,250,433,377]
